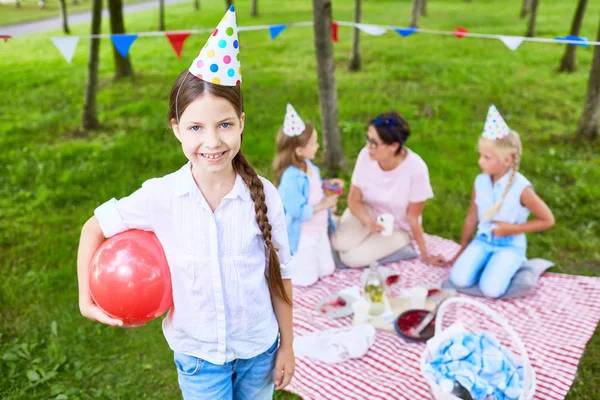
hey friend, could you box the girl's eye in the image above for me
[190,126,200,132]
[221,122,231,128]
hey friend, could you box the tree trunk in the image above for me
[251,0,258,16]
[82,0,103,131]
[58,0,70,34]
[16,0,20,8]
[226,0,233,9]
[72,0,79,4]
[526,0,539,38]
[421,0,427,16]
[520,0,532,19]
[312,0,344,174]
[193,0,199,10]
[108,0,134,79]
[559,0,588,73]
[349,0,361,71]
[410,0,421,27]
[38,0,46,8]
[576,17,600,141]
[159,0,165,31]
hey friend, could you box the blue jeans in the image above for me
[450,235,526,299]
[174,340,279,400]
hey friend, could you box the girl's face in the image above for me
[295,128,319,161]
[171,92,244,175]
[365,125,400,162]
[478,144,513,176]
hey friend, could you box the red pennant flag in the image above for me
[0,35,12,43]
[452,26,468,39]
[166,32,191,59]
[331,22,339,43]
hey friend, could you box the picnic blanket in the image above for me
[286,235,600,400]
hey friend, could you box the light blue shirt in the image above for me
[474,170,532,247]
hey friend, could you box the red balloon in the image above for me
[89,230,173,325]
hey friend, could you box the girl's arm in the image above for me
[347,185,382,233]
[77,216,124,327]
[406,201,447,266]
[272,279,295,390]
[451,187,478,264]
[492,187,555,236]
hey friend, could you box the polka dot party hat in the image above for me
[283,103,306,137]
[482,104,510,140]
[189,5,241,86]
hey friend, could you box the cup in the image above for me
[377,213,394,237]
[352,298,370,325]
[411,286,428,309]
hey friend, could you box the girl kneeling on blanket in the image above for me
[274,104,342,287]
[450,105,555,298]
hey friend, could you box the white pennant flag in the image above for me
[51,37,80,64]
[499,36,524,51]
[356,23,387,36]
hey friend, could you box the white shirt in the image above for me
[94,162,295,364]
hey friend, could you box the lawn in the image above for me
[0,0,599,399]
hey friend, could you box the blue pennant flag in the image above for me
[111,34,138,57]
[395,27,417,37]
[269,25,287,40]
[555,35,588,48]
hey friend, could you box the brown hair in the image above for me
[478,130,523,221]
[369,111,410,155]
[169,71,292,305]
[272,123,314,186]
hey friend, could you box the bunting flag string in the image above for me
[3,20,599,64]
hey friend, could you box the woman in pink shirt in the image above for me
[331,111,447,268]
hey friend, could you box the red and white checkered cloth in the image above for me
[286,235,600,400]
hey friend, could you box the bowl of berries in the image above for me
[394,309,436,342]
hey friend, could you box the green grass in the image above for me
[1,0,599,399]
[0,0,151,27]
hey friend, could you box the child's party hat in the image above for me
[283,103,306,136]
[481,104,510,140]
[188,5,241,86]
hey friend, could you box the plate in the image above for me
[316,293,356,319]
[394,309,436,342]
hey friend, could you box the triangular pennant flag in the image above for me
[283,103,306,137]
[499,36,524,51]
[482,105,510,140]
[51,36,80,64]
[166,32,191,59]
[189,5,241,86]
[395,27,416,37]
[269,24,287,40]
[555,35,589,48]
[331,22,339,43]
[111,34,138,58]
[356,23,386,36]
[452,26,468,39]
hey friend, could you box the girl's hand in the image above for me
[327,178,345,190]
[491,221,519,237]
[274,345,295,390]
[322,195,339,210]
[367,219,385,234]
[80,297,124,327]
[423,254,448,267]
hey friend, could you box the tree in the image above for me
[520,0,532,19]
[526,0,539,38]
[82,0,103,131]
[576,17,600,141]
[159,0,165,31]
[58,0,70,34]
[349,0,361,71]
[226,0,233,9]
[312,0,344,173]
[194,0,199,10]
[559,0,588,73]
[108,0,134,79]
[251,0,258,17]
[421,0,427,17]
[410,0,422,28]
